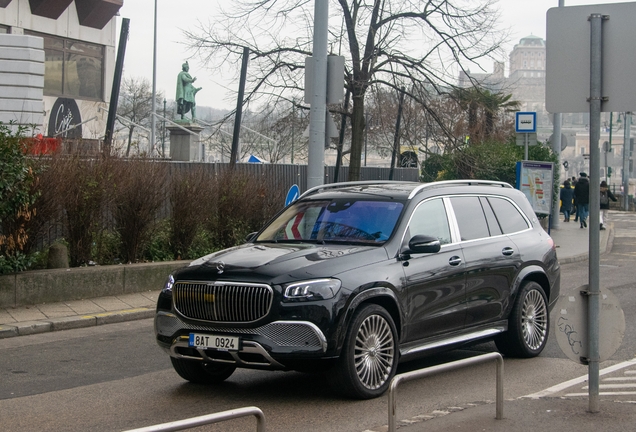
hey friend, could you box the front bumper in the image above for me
[155,311,328,369]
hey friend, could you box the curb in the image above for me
[0,307,155,339]
[557,223,613,264]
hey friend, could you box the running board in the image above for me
[400,326,506,357]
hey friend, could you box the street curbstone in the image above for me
[93,308,154,325]
[16,320,51,335]
[0,324,18,339]
[50,315,97,331]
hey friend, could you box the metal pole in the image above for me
[389,87,406,180]
[230,47,250,167]
[587,12,604,414]
[308,0,328,189]
[388,353,504,432]
[151,0,157,157]
[552,113,562,230]
[524,133,528,160]
[622,113,631,210]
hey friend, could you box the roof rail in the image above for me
[299,180,415,199]
[407,180,513,199]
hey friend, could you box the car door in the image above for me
[402,197,467,341]
[449,196,522,328]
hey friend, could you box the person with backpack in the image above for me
[600,180,617,230]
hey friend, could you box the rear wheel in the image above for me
[170,357,236,384]
[495,281,549,357]
[328,304,398,399]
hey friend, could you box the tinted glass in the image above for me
[258,199,404,244]
[408,198,451,244]
[488,197,530,234]
[450,196,490,241]
[480,197,503,236]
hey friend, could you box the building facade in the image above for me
[0,0,122,150]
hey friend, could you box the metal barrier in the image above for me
[388,352,504,432]
[123,406,266,432]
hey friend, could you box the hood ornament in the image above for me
[216,261,225,274]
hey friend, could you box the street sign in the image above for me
[555,285,625,365]
[515,112,536,133]
[515,133,537,147]
[548,133,568,151]
[285,184,300,206]
[546,2,636,113]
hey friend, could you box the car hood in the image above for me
[175,242,388,284]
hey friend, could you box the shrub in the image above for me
[111,158,168,263]
[0,123,40,273]
[169,164,215,259]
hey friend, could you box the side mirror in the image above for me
[245,232,258,242]
[406,235,441,254]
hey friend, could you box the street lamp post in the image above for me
[151,0,158,156]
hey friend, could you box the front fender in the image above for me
[330,286,403,355]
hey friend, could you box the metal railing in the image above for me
[388,352,504,432]
[123,406,266,432]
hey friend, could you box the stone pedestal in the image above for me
[167,123,203,161]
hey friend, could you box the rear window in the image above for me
[487,197,530,234]
[257,199,404,244]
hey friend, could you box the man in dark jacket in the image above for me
[574,172,590,228]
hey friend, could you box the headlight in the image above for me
[163,274,175,292]
[283,279,341,301]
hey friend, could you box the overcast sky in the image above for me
[116,0,632,110]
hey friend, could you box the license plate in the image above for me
[189,333,240,351]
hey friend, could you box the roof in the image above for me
[517,35,546,47]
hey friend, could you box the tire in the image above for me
[328,304,398,399]
[170,357,236,384]
[495,281,549,358]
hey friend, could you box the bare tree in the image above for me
[185,0,506,179]
[117,77,164,157]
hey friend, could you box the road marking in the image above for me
[604,377,636,381]
[523,358,636,399]
[565,391,636,397]
[582,384,636,389]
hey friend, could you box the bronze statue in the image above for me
[176,61,202,121]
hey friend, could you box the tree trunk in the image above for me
[349,93,365,181]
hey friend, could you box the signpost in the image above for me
[546,2,636,412]
[515,112,537,160]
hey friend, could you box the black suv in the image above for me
[155,180,560,399]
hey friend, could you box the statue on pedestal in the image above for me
[175,61,202,121]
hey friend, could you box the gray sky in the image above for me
[117,0,631,110]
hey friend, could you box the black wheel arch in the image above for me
[511,265,552,310]
[331,286,403,355]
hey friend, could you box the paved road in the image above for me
[0,211,634,432]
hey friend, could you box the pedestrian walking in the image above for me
[600,180,617,230]
[560,180,575,222]
[571,176,579,222]
[574,172,590,228]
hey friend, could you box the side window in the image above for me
[487,197,530,234]
[480,197,503,236]
[408,199,452,245]
[450,196,490,241]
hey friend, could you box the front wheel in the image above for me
[327,304,398,399]
[495,281,549,357]
[170,357,236,384]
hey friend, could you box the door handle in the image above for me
[449,256,462,266]
[502,247,514,256]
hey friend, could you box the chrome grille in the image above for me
[173,281,273,323]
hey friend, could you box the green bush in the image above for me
[0,123,40,274]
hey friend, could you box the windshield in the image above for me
[256,198,405,244]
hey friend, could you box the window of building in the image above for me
[0,25,8,33]
[580,147,586,155]
[523,61,527,68]
[24,31,104,101]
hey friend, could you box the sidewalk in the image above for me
[0,219,611,340]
